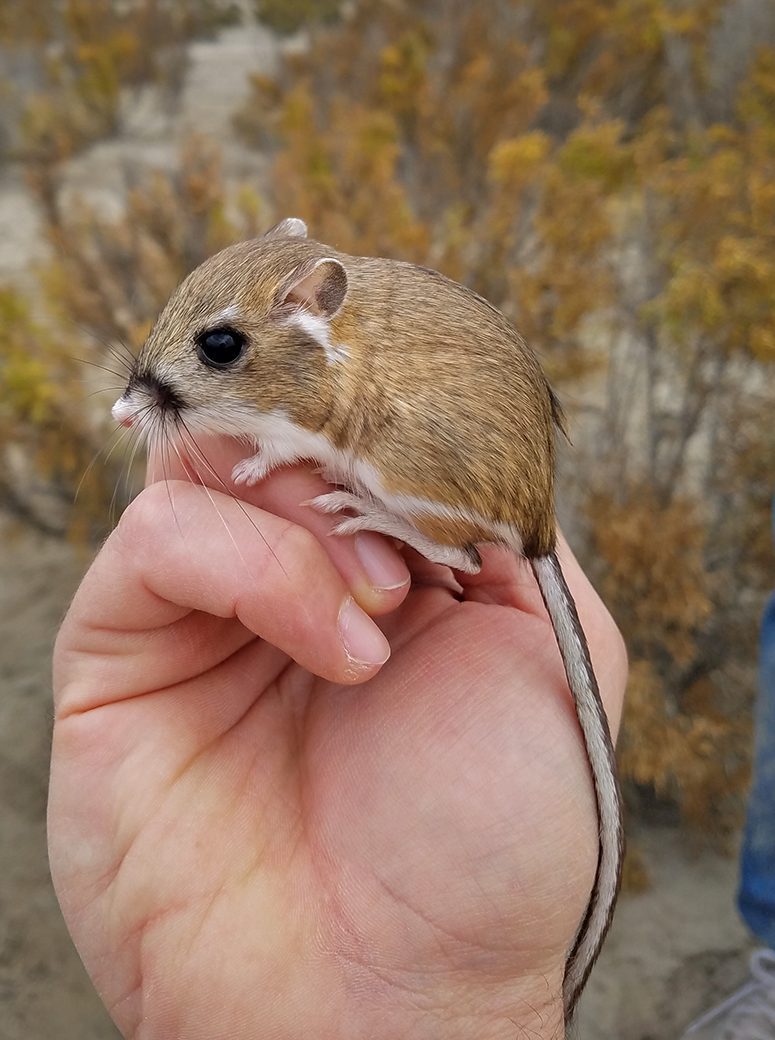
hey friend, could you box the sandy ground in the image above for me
[0,533,118,1039]
[0,14,764,1040]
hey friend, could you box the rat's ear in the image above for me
[275,257,348,319]
[263,217,308,240]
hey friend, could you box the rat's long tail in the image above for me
[530,550,623,1018]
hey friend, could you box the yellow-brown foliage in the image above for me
[585,358,773,830]
[0,137,264,536]
[0,288,114,538]
[620,660,750,839]
[586,487,756,834]
[1,0,236,173]
[254,0,340,36]
[589,488,712,670]
[42,137,265,347]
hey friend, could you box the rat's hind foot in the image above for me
[308,490,365,514]
[308,491,482,573]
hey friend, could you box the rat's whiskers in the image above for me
[175,417,287,578]
[167,424,248,567]
[74,409,147,505]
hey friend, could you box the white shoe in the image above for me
[682,949,775,1039]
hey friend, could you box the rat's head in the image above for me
[112,218,348,442]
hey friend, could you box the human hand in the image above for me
[49,437,626,1040]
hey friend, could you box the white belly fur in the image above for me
[187,403,524,556]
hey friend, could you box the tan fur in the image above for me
[407,513,496,549]
[136,236,559,557]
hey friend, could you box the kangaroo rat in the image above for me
[112,216,623,1016]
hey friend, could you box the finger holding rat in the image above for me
[146,436,411,616]
[54,479,392,717]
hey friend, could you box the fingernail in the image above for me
[354,532,410,591]
[338,598,391,667]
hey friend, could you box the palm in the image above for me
[49,442,625,1040]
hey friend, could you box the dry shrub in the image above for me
[254,0,341,36]
[42,137,265,347]
[621,842,651,893]
[586,488,759,837]
[0,288,114,539]
[620,661,750,840]
[238,32,616,379]
[1,0,238,172]
[589,488,713,672]
[0,136,264,536]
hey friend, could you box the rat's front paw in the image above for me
[231,455,269,487]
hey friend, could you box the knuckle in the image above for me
[272,519,320,566]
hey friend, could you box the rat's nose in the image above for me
[112,397,135,428]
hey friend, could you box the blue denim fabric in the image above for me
[738,583,775,949]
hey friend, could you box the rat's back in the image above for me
[327,253,560,556]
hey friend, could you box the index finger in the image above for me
[54,480,392,717]
[145,436,411,616]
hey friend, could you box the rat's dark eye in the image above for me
[196,326,246,369]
